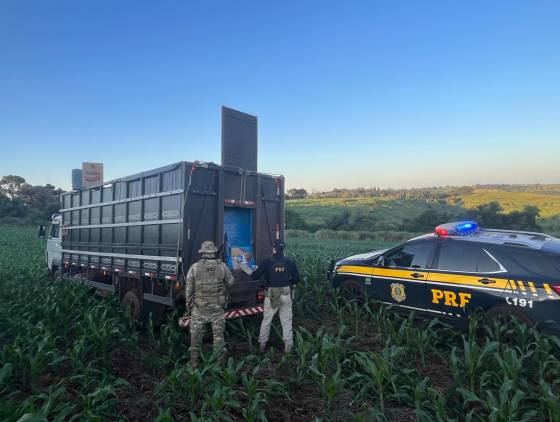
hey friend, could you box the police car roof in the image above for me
[413,228,560,252]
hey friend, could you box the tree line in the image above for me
[287,184,560,203]
[0,175,64,224]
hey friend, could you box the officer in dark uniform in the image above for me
[251,239,300,353]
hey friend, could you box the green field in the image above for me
[2,226,560,420]
[288,185,560,236]
[288,198,464,227]
[462,188,560,218]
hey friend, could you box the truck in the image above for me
[42,108,285,322]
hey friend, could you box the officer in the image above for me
[251,239,300,354]
[185,240,234,367]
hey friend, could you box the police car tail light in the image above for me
[257,289,265,302]
[435,221,478,237]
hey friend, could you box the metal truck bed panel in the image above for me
[60,161,284,307]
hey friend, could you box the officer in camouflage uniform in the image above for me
[185,241,234,367]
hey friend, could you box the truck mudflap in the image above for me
[179,304,264,328]
[224,305,264,319]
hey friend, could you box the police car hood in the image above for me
[337,249,387,265]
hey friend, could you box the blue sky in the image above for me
[1,1,559,191]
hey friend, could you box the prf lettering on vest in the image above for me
[431,289,471,308]
[274,266,285,272]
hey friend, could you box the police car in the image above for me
[329,221,560,333]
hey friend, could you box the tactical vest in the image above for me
[193,259,226,307]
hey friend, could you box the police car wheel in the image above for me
[121,290,142,320]
[340,279,365,301]
[486,305,533,327]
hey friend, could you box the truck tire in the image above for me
[121,290,142,320]
[50,266,61,281]
[340,279,365,302]
[486,305,533,327]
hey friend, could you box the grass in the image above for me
[2,225,560,421]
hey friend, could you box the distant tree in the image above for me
[0,175,65,223]
[0,192,27,218]
[403,208,454,232]
[0,175,26,199]
[285,208,308,230]
[287,188,308,200]
[348,211,377,231]
[467,202,504,228]
[325,210,351,231]
[503,205,541,231]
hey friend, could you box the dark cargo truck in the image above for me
[48,160,284,321]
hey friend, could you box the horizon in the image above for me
[1,1,559,191]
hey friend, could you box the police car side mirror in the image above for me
[38,225,46,238]
[376,256,385,267]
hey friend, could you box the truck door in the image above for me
[371,240,435,313]
[46,219,62,272]
[427,241,509,320]
[223,207,260,306]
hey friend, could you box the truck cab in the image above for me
[45,214,62,276]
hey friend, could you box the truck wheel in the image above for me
[340,279,365,302]
[50,266,61,281]
[121,290,142,320]
[486,305,533,327]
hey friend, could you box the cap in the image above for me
[199,241,218,254]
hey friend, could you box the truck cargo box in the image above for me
[59,161,284,315]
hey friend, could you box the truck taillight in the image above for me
[257,289,265,302]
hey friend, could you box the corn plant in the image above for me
[350,346,412,410]
[240,367,268,422]
[450,337,498,393]
[5,227,560,421]
[309,361,345,410]
[460,379,537,422]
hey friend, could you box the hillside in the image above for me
[287,184,560,236]
[461,187,560,217]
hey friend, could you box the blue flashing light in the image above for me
[435,221,479,237]
[455,221,478,235]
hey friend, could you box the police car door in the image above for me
[372,240,435,313]
[427,240,508,320]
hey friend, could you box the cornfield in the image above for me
[1,226,560,421]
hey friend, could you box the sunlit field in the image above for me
[2,226,560,421]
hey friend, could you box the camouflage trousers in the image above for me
[190,304,226,361]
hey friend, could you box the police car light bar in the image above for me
[435,221,478,237]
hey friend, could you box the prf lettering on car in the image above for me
[431,289,471,308]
